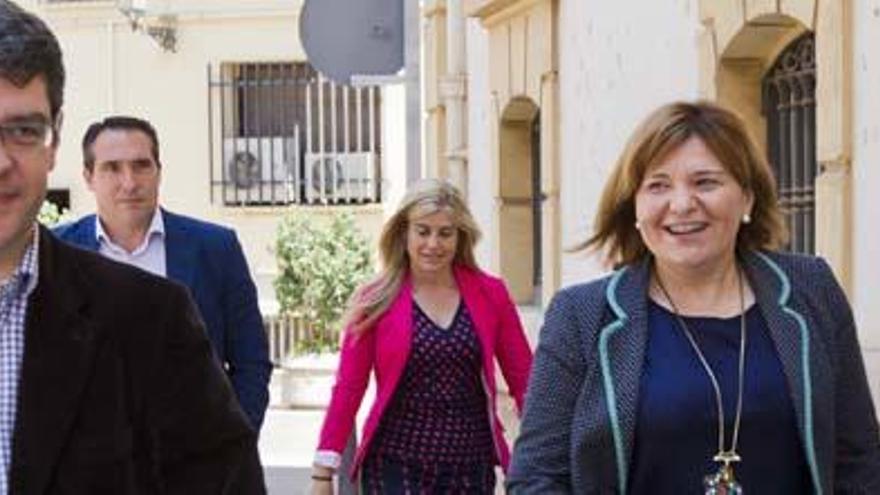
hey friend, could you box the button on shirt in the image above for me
[0,230,40,494]
[96,210,166,277]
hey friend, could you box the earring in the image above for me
[635,220,642,230]
[742,213,751,224]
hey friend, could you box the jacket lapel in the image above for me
[454,267,495,362]
[743,252,806,432]
[597,253,822,494]
[77,215,100,251]
[743,252,823,492]
[162,210,197,288]
[376,278,413,383]
[10,230,100,495]
[597,259,651,494]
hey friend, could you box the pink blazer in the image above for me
[316,265,534,478]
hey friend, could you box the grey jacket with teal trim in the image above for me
[507,250,880,494]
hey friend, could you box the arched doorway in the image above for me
[702,2,850,278]
[762,33,816,254]
[499,97,542,304]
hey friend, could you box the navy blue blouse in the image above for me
[371,301,495,466]
[628,300,811,493]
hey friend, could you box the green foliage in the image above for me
[274,212,373,354]
[37,200,68,226]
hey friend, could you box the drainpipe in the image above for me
[442,0,468,197]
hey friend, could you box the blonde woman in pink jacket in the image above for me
[310,179,533,494]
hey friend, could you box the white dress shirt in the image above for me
[96,209,167,277]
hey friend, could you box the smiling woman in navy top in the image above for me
[507,101,880,494]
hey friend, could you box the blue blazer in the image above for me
[507,251,880,494]
[55,210,271,430]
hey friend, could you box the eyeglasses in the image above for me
[0,120,56,155]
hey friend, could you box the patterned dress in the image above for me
[362,301,497,494]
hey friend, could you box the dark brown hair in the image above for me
[82,116,161,171]
[0,0,65,122]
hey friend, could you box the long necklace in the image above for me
[655,267,747,495]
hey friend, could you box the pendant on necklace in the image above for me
[702,453,743,495]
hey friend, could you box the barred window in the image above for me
[209,62,383,206]
[762,33,816,254]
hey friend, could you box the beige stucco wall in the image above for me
[465,0,561,308]
[465,17,495,269]
[423,0,449,180]
[33,1,405,309]
[556,0,700,287]
[851,0,880,403]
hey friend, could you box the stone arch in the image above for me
[716,19,816,255]
[715,14,809,152]
[498,96,541,304]
[700,0,852,289]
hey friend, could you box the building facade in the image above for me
[424,0,880,403]
[26,0,412,310]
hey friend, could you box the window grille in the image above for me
[762,33,816,254]
[208,62,383,206]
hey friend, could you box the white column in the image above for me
[404,0,422,184]
[443,0,468,196]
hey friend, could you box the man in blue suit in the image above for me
[56,116,271,431]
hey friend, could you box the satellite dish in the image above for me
[299,0,404,85]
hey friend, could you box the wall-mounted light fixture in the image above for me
[115,0,178,53]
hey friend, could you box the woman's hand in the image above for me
[309,466,336,495]
[309,478,333,495]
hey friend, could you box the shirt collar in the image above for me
[95,209,165,255]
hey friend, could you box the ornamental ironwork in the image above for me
[208,62,383,206]
[762,33,817,254]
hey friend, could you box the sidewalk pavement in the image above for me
[259,369,366,495]
[259,407,324,495]
[258,380,518,494]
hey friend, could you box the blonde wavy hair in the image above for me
[345,179,482,335]
[577,100,787,267]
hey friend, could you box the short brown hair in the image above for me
[580,100,787,267]
[0,0,65,121]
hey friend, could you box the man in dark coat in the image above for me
[0,1,265,492]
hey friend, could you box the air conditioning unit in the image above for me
[223,137,296,205]
[303,152,377,203]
